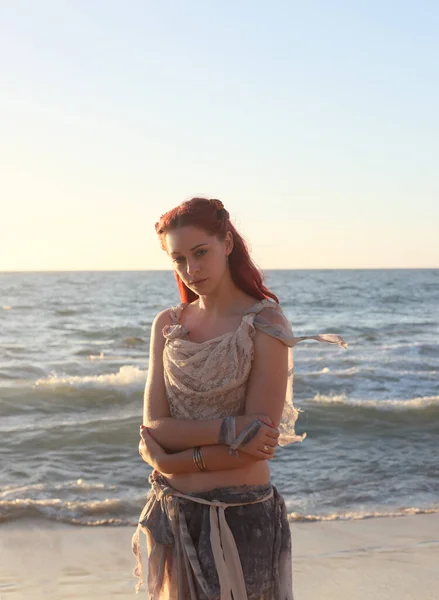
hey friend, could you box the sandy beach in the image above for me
[1,513,438,600]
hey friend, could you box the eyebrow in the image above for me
[170,243,208,256]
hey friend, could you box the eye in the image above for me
[196,249,207,257]
[173,256,185,264]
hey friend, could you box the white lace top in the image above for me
[162,298,348,445]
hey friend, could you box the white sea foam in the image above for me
[381,341,433,350]
[87,352,129,360]
[288,506,439,522]
[89,352,105,360]
[1,496,438,526]
[34,365,147,390]
[315,366,359,375]
[311,392,439,410]
[0,497,127,523]
[0,479,116,498]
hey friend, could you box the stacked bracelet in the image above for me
[193,446,207,471]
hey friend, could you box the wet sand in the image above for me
[0,513,438,599]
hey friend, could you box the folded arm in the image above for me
[143,309,278,452]
[140,306,289,473]
[140,441,267,474]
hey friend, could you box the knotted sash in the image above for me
[132,472,274,599]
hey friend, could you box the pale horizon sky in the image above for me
[1,1,438,271]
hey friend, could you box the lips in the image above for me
[190,278,207,285]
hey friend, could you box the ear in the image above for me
[224,231,234,256]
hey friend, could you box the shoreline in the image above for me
[1,513,438,599]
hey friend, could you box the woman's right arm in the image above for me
[142,309,221,451]
[143,309,277,453]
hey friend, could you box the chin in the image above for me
[188,279,213,295]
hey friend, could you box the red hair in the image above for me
[155,197,279,304]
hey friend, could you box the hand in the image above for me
[138,425,167,470]
[236,414,280,460]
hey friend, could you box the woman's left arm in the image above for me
[139,432,269,473]
[242,307,289,428]
[139,314,289,474]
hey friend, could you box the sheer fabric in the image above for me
[162,298,348,445]
[132,471,292,600]
[132,298,348,598]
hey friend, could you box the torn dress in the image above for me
[132,298,347,599]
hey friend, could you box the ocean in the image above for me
[0,269,438,526]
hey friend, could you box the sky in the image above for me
[1,1,438,271]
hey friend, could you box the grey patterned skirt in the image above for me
[132,471,294,599]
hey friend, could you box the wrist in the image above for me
[154,451,170,473]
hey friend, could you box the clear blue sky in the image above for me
[1,1,438,270]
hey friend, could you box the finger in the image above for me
[265,428,280,440]
[261,444,276,454]
[261,435,277,447]
[261,422,279,433]
[263,439,278,449]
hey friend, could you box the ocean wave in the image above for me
[55,308,81,316]
[73,348,134,360]
[34,365,147,391]
[0,479,117,498]
[122,336,147,347]
[380,341,432,350]
[0,497,136,526]
[1,496,438,526]
[287,506,439,522]
[67,325,148,341]
[313,366,359,376]
[310,393,439,411]
[0,482,141,525]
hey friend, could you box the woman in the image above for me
[132,197,347,599]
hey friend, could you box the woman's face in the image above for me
[165,226,233,295]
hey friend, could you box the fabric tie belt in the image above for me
[132,472,274,599]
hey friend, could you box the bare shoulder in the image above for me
[152,307,174,330]
[143,308,172,424]
[148,308,174,353]
[144,308,174,423]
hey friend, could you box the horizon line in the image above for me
[1,267,437,274]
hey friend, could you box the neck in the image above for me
[195,270,255,317]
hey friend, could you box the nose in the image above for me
[186,259,200,277]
